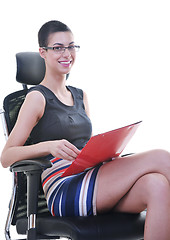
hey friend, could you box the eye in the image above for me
[68,45,75,50]
[53,46,63,51]
[68,45,80,52]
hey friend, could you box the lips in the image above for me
[59,60,72,67]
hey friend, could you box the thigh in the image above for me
[96,149,170,213]
[113,173,163,213]
[113,172,170,214]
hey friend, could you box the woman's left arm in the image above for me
[83,91,93,137]
[83,91,91,118]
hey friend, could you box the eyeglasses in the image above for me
[42,45,80,54]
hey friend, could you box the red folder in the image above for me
[61,121,142,177]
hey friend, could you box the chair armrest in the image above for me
[9,156,52,239]
[10,157,52,173]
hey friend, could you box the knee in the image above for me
[153,149,170,160]
[150,149,170,167]
[141,173,170,204]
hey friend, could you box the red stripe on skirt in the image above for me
[42,167,69,187]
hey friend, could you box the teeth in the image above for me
[60,61,71,64]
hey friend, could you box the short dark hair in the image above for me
[38,20,72,47]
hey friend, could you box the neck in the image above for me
[41,73,68,94]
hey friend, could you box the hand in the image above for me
[48,139,81,161]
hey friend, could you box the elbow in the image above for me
[0,158,8,168]
[1,163,8,168]
[0,153,9,168]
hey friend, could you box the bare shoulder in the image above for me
[26,90,46,105]
[22,90,46,118]
[15,90,46,133]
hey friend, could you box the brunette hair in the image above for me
[38,20,72,47]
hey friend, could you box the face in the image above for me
[40,31,76,76]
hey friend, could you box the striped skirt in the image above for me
[41,157,102,217]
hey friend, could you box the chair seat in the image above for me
[16,211,146,240]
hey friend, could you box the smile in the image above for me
[59,61,72,67]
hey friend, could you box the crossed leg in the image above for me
[96,149,170,240]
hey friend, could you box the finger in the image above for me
[59,149,76,161]
[64,145,79,158]
[63,141,81,155]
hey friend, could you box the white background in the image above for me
[0,0,170,238]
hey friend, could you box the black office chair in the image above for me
[1,52,146,240]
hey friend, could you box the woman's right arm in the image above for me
[0,91,80,168]
[0,91,48,168]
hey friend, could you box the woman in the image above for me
[1,20,170,239]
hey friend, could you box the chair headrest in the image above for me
[16,52,46,85]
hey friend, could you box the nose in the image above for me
[62,48,71,57]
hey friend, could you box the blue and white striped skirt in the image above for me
[41,157,102,217]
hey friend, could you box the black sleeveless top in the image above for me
[28,85,92,150]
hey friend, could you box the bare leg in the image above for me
[114,173,170,240]
[96,149,170,239]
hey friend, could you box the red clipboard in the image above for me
[61,121,142,177]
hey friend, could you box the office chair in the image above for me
[1,52,146,240]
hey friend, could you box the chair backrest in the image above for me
[3,52,49,226]
[3,90,28,134]
[16,52,46,87]
[4,51,46,134]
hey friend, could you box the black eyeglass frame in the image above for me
[42,45,80,53]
